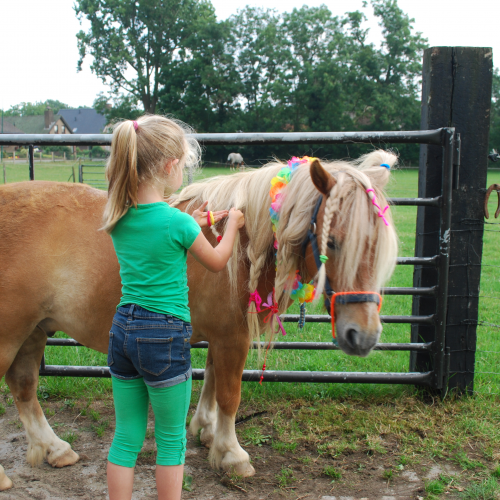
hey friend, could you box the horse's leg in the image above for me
[5,327,79,469]
[0,344,17,490]
[209,338,255,477]
[189,346,217,447]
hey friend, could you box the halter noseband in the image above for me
[301,195,382,338]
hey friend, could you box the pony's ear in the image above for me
[310,159,336,196]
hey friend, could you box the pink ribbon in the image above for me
[248,291,262,312]
[262,292,287,336]
[366,188,389,226]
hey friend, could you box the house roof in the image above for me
[4,115,71,134]
[0,121,25,134]
[58,108,107,134]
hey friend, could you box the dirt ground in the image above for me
[0,399,464,500]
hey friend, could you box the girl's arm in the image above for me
[188,208,245,273]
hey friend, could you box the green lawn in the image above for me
[1,163,500,402]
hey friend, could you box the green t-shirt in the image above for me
[111,202,201,322]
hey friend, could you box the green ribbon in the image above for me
[320,254,328,264]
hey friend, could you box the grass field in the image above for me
[1,161,499,403]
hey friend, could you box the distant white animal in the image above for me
[227,153,244,171]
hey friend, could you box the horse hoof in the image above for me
[221,453,255,477]
[200,428,215,448]
[48,446,80,468]
[225,460,255,477]
[0,466,13,491]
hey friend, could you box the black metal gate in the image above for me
[0,128,456,390]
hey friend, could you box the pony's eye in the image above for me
[327,238,338,251]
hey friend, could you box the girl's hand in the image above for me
[228,207,245,229]
[192,201,229,228]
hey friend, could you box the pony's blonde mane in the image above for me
[172,150,398,340]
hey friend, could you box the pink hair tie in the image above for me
[248,291,263,312]
[366,188,389,226]
[132,121,139,131]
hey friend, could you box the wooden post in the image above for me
[52,152,54,162]
[39,152,42,162]
[411,47,493,394]
[63,152,66,162]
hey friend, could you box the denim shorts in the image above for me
[108,304,192,388]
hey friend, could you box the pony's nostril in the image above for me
[346,328,358,349]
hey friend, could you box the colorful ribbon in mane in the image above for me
[248,288,285,384]
[366,188,389,226]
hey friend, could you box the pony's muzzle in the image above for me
[335,318,382,357]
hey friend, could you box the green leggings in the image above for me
[108,376,192,468]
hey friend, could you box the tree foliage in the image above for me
[3,100,70,117]
[81,0,487,163]
[75,0,216,114]
[489,68,500,153]
[93,92,142,122]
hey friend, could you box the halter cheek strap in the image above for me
[301,195,384,341]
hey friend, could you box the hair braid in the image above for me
[247,243,269,341]
[315,186,338,300]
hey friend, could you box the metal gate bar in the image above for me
[39,364,433,384]
[0,128,455,388]
[45,338,432,352]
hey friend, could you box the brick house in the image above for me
[0,121,25,153]
[5,107,73,136]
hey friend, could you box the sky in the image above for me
[0,0,499,110]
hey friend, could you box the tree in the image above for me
[489,68,500,153]
[158,16,243,132]
[4,99,70,116]
[93,92,142,123]
[75,0,217,114]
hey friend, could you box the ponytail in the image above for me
[102,120,139,234]
[101,114,201,233]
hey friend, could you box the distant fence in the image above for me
[78,162,107,189]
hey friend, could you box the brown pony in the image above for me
[0,152,398,490]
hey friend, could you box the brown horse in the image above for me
[0,152,398,490]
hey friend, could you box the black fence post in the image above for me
[411,47,493,394]
[28,145,35,180]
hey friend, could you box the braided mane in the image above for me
[172,150,398,340]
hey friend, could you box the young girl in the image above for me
[102,115,244,500]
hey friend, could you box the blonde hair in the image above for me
[102,114,201,233]
[173,150,399,341]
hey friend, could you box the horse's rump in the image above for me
[0,181,119,353]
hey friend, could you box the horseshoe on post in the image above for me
[484,183,500,219]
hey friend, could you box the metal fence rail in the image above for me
[0,129,456,388]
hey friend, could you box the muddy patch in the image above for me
[0,399,469,499]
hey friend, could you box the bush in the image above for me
[91,146,109,158]
[43,145,72,156]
